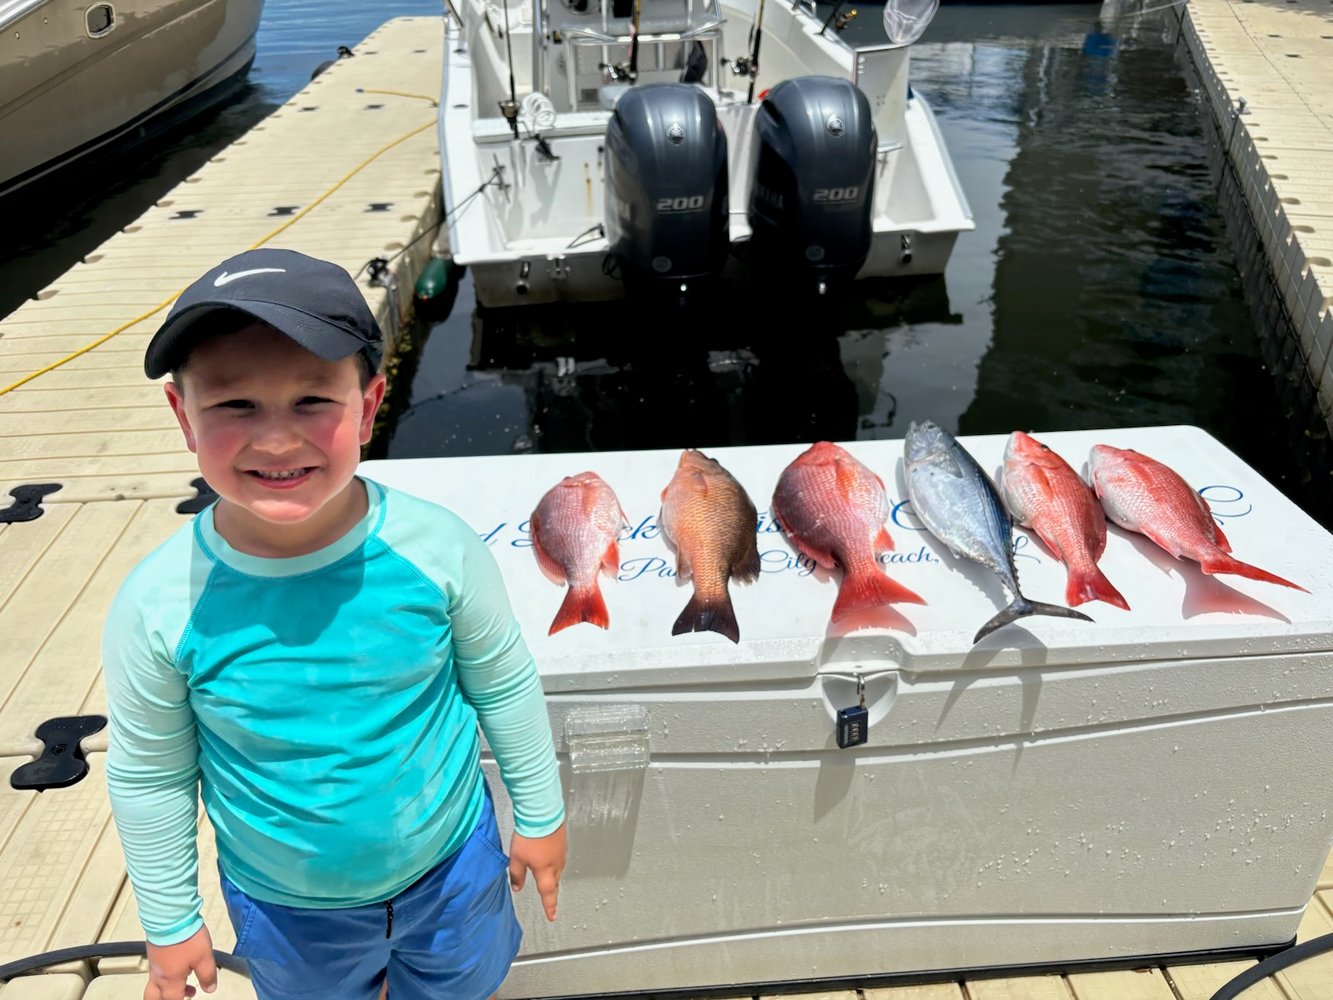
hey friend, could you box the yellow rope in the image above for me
[360,88,439,106]
[0,117,436,396]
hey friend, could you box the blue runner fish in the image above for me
[904,421,1094,644]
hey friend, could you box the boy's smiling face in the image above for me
[165,321,386,556]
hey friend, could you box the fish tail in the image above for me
[672,589,741,643]
[1066,566,1130,611]
[832,569,926,623]
[1199,551,1309,592]
[974,597,1094,644]
[549,582,610,635]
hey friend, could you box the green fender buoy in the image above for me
[414,256,455,304]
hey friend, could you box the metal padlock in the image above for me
[836,675,868,749]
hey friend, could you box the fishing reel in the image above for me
[817,0,857,34]
[599,61,636,83]
[725,54,757,78]
[497,98,520,138]
[832,8,857,30]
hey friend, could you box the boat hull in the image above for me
[466,225,963,308]
[0,0,266,198]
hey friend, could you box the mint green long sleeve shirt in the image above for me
[102,480,565,945]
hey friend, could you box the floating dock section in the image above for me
[1172,0,1333,479]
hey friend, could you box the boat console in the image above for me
[536,0,725,113]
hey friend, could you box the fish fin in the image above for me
[786,539,837,569]
[1065,566,1130,611]
[937,451,967,479]
[677,552,698,584]
[1029,523,1064,560]
[974,597,1094,644]
[1139,526,1187,561]
[1124,459,1160,490]
[734,534,762,585]
[600,538,621,576]
[1198,551,1308,592]
[873,527,895,555]
[771,493,836,568]
[1031,464,1058,498]
[549,583,610,635]
[809,547,839,569]
[834,458,860,500]
[529,519,567,582]
[672,590,741,643]
[1186,489,1230,550]
[832,569,926,622]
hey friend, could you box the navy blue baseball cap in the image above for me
[144,247,385,379]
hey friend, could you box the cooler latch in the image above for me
[818,667,898,750]
[836,675,869,749]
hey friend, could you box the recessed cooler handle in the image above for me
[561,705,651,833]
[563,704,651,774]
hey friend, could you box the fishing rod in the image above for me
[498,0,520,137]
[746,0,766,103]
[817,0,845,35]
[627,0,644,81]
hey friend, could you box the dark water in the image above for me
[3,1,1324,525]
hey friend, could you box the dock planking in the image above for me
[0,16,444,506]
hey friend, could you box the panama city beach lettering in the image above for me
[471,483,1256,582]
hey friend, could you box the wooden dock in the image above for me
[1,7,1332,1000]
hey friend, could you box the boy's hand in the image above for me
[145,925,217,1000]
[507,822,568,921]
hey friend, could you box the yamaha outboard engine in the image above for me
[604,83,729,298]
[748,76,876,294]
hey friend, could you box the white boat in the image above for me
[0,0,266,198]
[437,0,974,308]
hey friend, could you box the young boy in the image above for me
[102,247,567,1000]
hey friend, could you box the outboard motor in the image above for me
[748,76,876,293]
[603,83,729,298]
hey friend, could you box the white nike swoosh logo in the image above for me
[214,267,287,287]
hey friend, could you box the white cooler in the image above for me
[360,424,1333,998]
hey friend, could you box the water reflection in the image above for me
[387,276,962,457]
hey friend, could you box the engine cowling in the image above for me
[747,75,876,290]
[603,83,729,294]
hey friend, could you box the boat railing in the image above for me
[533,0,547,95]
[560,17,723,44]
[444,0,466,30]
[0,0,50,33]
[535,0,725,111]
[562,28,723,108]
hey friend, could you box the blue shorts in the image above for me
[219,791,522,1000]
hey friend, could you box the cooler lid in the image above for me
[359,424,1330,690]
